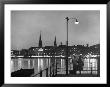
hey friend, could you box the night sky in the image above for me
[11,10,100,50]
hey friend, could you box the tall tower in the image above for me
[54,36,57,47]
[60,42,62,45]
[38,31,42,47]
[86,44,89,47]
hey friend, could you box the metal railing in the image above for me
[31,56,100,77]
[31,63,58,77]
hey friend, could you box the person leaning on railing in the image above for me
[77,55,84,74]
[72,56,78,75]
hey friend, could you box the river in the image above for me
[11,57,98,76]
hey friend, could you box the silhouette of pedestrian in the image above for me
[77,55,84,74]
[72,56,78,75]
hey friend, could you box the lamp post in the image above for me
[65,17,79,75]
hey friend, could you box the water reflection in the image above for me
[11,57,98,75]
[11,58,51,75]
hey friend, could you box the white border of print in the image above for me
[5,4,107,84]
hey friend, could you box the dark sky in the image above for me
[11,10,100,50]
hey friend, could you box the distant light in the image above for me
[38,48,43,51]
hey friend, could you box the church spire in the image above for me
[39,31,42,47]
[54,36,57,47]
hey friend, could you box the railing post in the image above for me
[97,57,100,76]
[52,63,54,77]
[46,68,48,77]
[40,70,42,77]
[53,69,54,76]
[55,61,57,75]
[50,66,51,77]
[90,62,92,75]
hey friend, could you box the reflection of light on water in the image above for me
[32,59,35,68]
[11,57,98,75]
[61,59,65,73]
[28,60,30,69]
[90,59,97,70]
[46,58,48,68]
[38,58,44,72]
[84,58,97,70]
[18,58,22,70]
[49,58,50,67]
[61,59,63,73]
[61,59,63,69]
[40,59,43,70]
[38,58,40,72]
[11,60,14,72]
[11,58,46,73]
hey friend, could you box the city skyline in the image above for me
[11,10,100,50]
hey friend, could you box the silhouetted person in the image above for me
[72,56,78,75]
[77,56,84,74]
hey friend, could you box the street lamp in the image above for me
[65,17,79,75]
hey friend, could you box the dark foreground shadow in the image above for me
[11,68,34,77]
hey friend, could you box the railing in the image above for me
[31,63,58,77]
[31,56,100,77]
[68,57,99,76]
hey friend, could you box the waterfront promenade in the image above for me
[11,55,99,77]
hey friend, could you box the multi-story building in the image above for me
[11,32,100,57]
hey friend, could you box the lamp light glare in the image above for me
[75,21,79,24]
